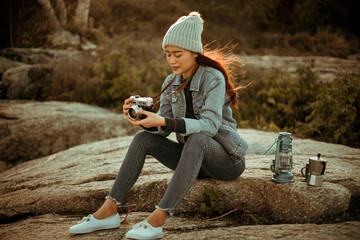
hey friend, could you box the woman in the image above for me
[69,11,248,239]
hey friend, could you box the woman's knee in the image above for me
[186,133,215,151]
[131,131,156,147]
[186,133,209,144]
[133,130,152,140]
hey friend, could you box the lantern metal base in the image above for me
[272,172,295,183]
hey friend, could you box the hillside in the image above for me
[1,0,360,57]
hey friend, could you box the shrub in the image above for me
[313,28,351,57]
[93,36,171,110]
[236,66,320,131]
[198,186,223,217]
[296,73,360,146]
[236,67,360,147]
[47,54,101,105]
[25,36,170,110]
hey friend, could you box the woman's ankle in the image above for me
[147,209,168,227]
[93,199,118,219]
[93,209,117,219]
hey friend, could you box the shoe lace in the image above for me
[78,214,91,224]
[133,220,151,230]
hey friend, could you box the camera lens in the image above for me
[128,106,139,120]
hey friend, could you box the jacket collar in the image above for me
[172,65,205,92]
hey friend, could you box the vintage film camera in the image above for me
[128,96,154,120]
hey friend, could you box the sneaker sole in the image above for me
[69,223,120,234]
[125,233,163,240]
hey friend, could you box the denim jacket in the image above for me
[155,65,248,161]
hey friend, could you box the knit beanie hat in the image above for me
[162,12,204,54]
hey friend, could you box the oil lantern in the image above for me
[269,131,295,183]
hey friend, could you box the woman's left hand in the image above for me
[129,110,166,128]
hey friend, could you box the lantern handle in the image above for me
[265,139,277,155]
[274,138,282,174]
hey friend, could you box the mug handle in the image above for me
[301,163,309,178]
[301,166,306,177]
[321,162,326,175]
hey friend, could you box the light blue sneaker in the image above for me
[69,213,120,234]
[125,220,163,239]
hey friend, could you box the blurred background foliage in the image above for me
[235,68,360,147]
[2,0,359,54]
[1,0,359,147]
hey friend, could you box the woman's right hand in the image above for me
[123,97,134,121]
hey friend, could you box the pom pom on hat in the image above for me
[188,11,204,21]
[162,12,204,53]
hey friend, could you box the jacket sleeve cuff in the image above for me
[182,118,201,135]
[162,117,186,133]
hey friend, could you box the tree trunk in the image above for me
[54,0,67,26]
[9,1,14,47]
[73,0,91,32]
[37,0,61,31]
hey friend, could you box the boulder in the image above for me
[240,55,360,82]
[1,129,358,224]
[0,57,25,77]
[0,101,129,166]
[0,64,52,100]
[176,178,350,223]
[0,48,84,65]
[0,48,92,101]
[48,30,81,47]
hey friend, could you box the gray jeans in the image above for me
[107,131,245,214]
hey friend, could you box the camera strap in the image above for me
[152,64,199,109]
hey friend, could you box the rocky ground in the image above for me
[1,106,360,239]
[1,213,359,240]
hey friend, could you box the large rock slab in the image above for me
[0,101,128,166]
[0,64,52,99]
[1,129,358,224]
[0,213,359,240]
[0,48,85,65]
[0,57,24,77]
[240,55,360,82]
[177,178,350,223]
[243,129,360,199]
[0,48,92,100]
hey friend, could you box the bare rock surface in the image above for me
[0,213,359,240]
[0,48,91,100]
[240,55,360,82]
[1,129,359,225]
[0,57,25,76]
[0,48,85,65]
[0,101,128,166]
[0,64,53,99]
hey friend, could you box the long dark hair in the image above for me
[196,44,246,109]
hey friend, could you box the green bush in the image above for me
[198,186,223,216]
[36,36,170,110]
[236,67,360,147]
[236,66,320,131]
[93,36,171,110]
[296,73,360,146]
[46,54,101,105]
